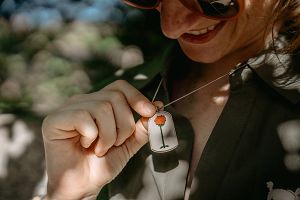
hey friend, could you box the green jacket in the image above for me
[98,45,300,200]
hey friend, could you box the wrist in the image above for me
[46,182,102,200]
[46,186,98,200]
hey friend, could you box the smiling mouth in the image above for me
[180,21,226,44]
[187,23,220,35]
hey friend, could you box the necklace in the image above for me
[148,71,231,153]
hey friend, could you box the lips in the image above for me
[180,21,226,44]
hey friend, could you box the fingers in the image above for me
[64,80,157,146]
[66,91,137,147]
[89,101,117,156]
[102,80,157,117]
[42,109,98,148]
[114,117,149,163]
[43,80,161,158]
[115,80,156,116]
[105,91,136,146]
[153,101,164,111]
[58,101,118,156]
[118,101,165,160]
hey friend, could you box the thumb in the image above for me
[104,117,149,181]
[127,100,164,151]
[121,117,149,159]
[120,101,164,158]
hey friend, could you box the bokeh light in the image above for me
[0,0,168,199]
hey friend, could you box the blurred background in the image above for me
[0,0,169,199]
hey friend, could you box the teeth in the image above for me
[187,24,218,35]
[188,29,208,35]
[199,29,208,34]
[208,25,216,31]
[186,30,200,35]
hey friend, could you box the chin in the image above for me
[179,44,224,64]
[186,53,221,64]
[182,48,222,64]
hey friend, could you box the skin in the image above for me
[42,0,280,199]
[158,0,277,65]
[43,81,161,200]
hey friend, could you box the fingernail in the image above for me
[153,101,164,111]
[95,146,107,157]
[145,103,156,115]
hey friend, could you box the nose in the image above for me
[157,0,202,39]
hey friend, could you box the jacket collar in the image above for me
[246,52,300,104]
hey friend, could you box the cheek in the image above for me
[177,20,240,63]
[238,0,274,33]
[231,2,271,47]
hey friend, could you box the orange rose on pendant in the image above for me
[154,115,169,149]
[154,115,166,126]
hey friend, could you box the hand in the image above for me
[42,80,158,200]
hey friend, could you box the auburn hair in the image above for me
[273,0,300,53]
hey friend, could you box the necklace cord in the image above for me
[152,72,230,109]
[151,78,163,102]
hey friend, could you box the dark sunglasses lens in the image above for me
[125,0,158,8]
[198,0,239,18]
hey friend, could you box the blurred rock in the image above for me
[121,45,144,69]
[0,79,22,100]
[53,22,101,61]
[11,14,32,33]
[0,118,34,178]
[0,113,16,126]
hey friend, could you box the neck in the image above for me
[169,24,277,106]
[202,33,268,80]
[170,34,268,106]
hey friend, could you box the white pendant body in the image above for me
[148,111,178,153]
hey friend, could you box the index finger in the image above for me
[103,80,156,117]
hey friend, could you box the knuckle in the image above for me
[99,101,113,114]
[41,112,59,130]
[41,115,51,133]
[42,115,50,126]
[95,148,106,157]
[103,79,128,90]
[110,90,125,102]
[74,109,90,121]
[96,140,113,155]
[114,79,128,86]
[69,94,84,102]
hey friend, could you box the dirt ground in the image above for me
[0,114,46,200]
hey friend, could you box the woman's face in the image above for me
[156,0,277,63]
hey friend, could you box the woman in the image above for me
[41,0,300,200]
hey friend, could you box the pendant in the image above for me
[148,111,178,153]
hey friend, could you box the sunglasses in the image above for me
[123,0,242,20]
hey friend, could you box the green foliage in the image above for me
[0,9,170,116]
